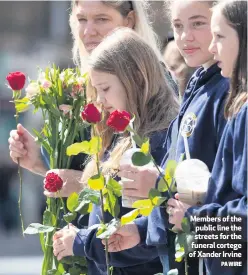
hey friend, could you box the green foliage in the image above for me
[24,223,55,234]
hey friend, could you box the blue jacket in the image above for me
[73,130,168,275]
[187,104,247,275]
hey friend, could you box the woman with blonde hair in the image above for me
[52,27,179,275]
[8,0,177,199]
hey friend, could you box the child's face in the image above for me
[209,9,239,78]
[90,69,127,114]
[171,1,214,68]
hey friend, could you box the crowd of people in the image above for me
[8,1,247,275]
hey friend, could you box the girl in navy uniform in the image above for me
[168,1,247,274]
[106,1,230,274]
[52,28,179,275]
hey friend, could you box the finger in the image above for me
[10,130,20,140]
[108,243,118,252]
[118,170,137,180]
[122,188,139,197]
[57,249,71,261]
[167,198,178,207]
[53,231,64,240]
[8,137,24,148]
[53,238,63,247]
[53,243,65,256]
[9,151,25,160]
[54,247,65,257]
[122,180,137,190]
[9,145,27,156]
[175,193,179,200]
[43,190,56,198]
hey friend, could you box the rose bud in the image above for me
[81,103,101,124]
[106,110,131,132]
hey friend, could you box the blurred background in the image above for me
[0,1,194,274]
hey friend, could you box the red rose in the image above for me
[6,71,26,90]
[81,103,101,123]
[44,172,63,193]
[106,110,131,132]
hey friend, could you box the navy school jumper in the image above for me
[186,103,247,275]
[73,130,169,275]
[135,63,230,274]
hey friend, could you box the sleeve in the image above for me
[187,105,247,241]
[134,216,148,245]
[73,226,159,268]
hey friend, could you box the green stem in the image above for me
[93,125,110,275]
[185,256,188,275]
[59,195,69,229]
[151,157,173,198]
[100,190,110,275]
[14,109,25,235]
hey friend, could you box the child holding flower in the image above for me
[52,28,178,275]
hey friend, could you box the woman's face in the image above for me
[171,1,214,68]
[209,9,239,78]
[90,69,127,114]
[75,1,134,53]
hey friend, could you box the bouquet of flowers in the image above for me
[7,66,89,275]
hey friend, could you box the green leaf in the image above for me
[132,199,152,209]
[78,188,101,204]
[57,263,65,274]
[152,196,166,206]
[68,267,84,275]
[148,188,161,200]
[104,190,120,218]
[157,177,170,192]
[96,219,120,239]
[24,223,55,234]
[167,269,179,275]
[132,198,154,216]
[121,209,139,225]
[75,202,93,215]
[131,152,151,166]
[66,141,90,156]
[89,136,102,154]
[164,160,177,185]
[39,233,45,253]
[140,138,150,155]
[175,247,185,262]
[67,192,79,212]
[181,217,191,234]
[47,269,61,275]
[88,174,105,191]
[43,210,56,226]
[106,177,122,197]
[14,97,30,113]
[63,212,77,223]
[33,128,52,155]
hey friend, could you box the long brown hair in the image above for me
[82,28,179,180]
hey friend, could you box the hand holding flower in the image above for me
[53,224,77,261]
[118,164,159,199]
[167,195,191,230]
[103,223,141,252]
[44,169,85,197]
